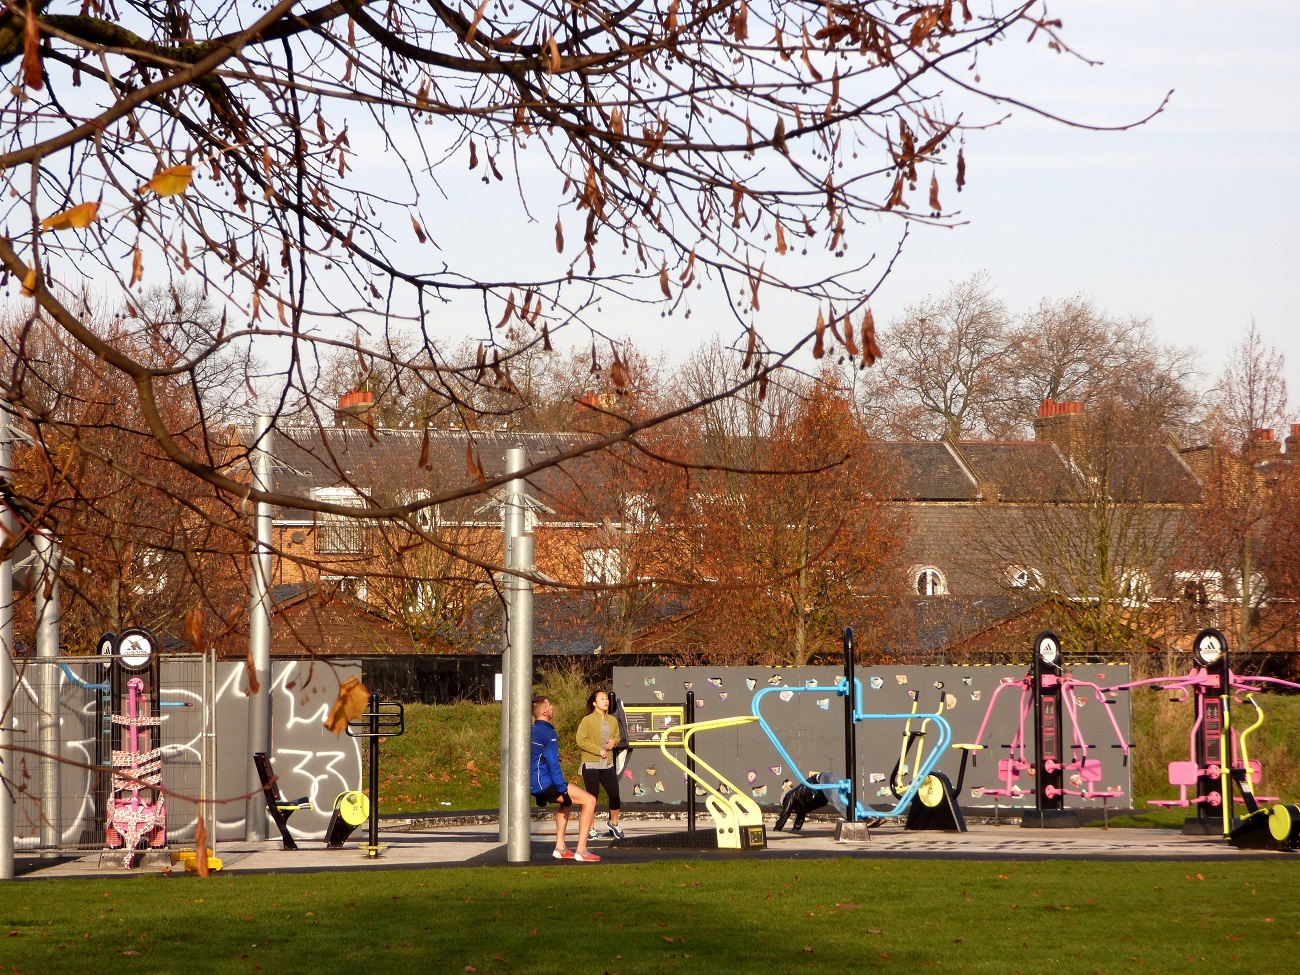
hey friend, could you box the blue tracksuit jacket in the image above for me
[530,719,568,795]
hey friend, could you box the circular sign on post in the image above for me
[96,632,117,660]
[1034,630,1061,667]
[1193,628,1227,667]
[116,627,156,671]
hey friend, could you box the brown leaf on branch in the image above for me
[137,165,194,197]
[468,139,479,170]
[244,650,260,695]
[610,344,630,392]
[130,246,144,287]
[775,219,787,255]
[659,263,672,299]
[885,174,907,210]
[183,607,205,654]
[497,291,516,328]
[465,0,490,44]
[862,308,881,365]
[929,172,942,213]
[324,676,370,735]
[956,147,966,191]
[554,215,564,253]
[411,214,427,244]
[22,9,42,90]
[41,202,100,231]
[814,308,826,359]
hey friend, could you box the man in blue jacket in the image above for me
[531,696,600,861]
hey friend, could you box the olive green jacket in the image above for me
[576,711,622,768]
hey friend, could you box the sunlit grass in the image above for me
[3,859,1297,974]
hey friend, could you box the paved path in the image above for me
[13,814,1284,880]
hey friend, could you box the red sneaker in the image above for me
[573,851,601,862]
[552,848,574,859]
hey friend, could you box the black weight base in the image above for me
[1182,816,1225,836]
[611,829,719,850]
[904,775,967,833]
[1228,813,1276,850]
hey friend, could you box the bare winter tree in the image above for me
[857,272,1014,439]
[1191,323,1291,655]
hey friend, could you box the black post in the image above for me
[368,690,381,852]
[1191,629,1231,829]
[843,626,856,823]
[685,690,696,832]
[1032,632,1064,813]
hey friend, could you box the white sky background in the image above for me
[407,0,1300,421]
[46,2,1289,423]
[842,1,1300,410]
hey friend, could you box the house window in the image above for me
[623,492,657,532]
[912,566,946,597]
[313,486,366,555]
[1176,571,1223,606]
[583,547,623,585]
[1004,565,1043,591]
[398,490,440,532]
[1121,570,1152,605]
[321,574,368,601]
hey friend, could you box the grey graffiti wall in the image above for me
[8,656,362,851]
[612,664,1132,810]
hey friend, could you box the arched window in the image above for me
[912,566,947,597]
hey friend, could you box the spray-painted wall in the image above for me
[9,656,362,851]
[612,664,1131,810]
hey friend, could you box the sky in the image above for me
[410,0,1299,419]
[837,1,1300,409]
[36,2,1296,424]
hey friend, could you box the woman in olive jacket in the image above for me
[576,690,624,839]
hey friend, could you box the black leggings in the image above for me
[582,766,622,811]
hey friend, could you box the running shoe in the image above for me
[588,828,599,841]
[573,850,601,862]
[552,848,574,859]
[605,824,624,839]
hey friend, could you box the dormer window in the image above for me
[912,566,947,597]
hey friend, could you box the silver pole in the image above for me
[246,414,274,841]
[0,412,15,879]
[499,447,526,844]
[506,534,534,864]
[33,531,61,855]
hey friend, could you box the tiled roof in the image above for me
[955,441,1076,501]
[874,442,979,500]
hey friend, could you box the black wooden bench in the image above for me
[253,752,312,850]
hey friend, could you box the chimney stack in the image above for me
[335,389,376,427]
[1285,424,1300,457]
[1033,398,1084,450]
[1249,427,1281,461]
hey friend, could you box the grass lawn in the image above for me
[3,858,1297,974]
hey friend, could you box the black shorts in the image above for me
[533,786,573,808]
